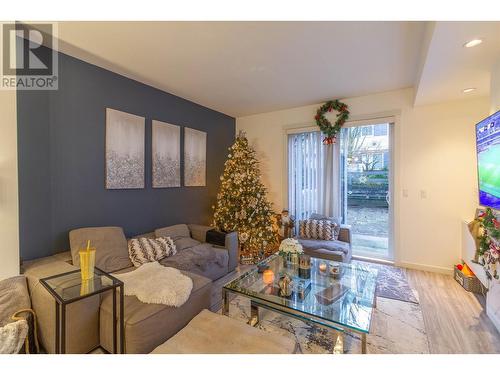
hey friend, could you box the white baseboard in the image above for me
[396,261,454,275]
[353,255,394,266]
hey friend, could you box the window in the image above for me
[357,152,385,171]
[373,124,388,136]
[361,125,373,136]
[372,153,384,170]
[383,151,390,169]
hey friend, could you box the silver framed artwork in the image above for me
[184,127,207,186]
[152,120,181,188]
[105,108,145,189]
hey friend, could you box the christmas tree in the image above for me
[213,132,278,261]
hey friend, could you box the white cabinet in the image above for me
[488,281,500,333]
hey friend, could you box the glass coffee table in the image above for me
[223,254,378,354]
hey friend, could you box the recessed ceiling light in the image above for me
[463,88,476,93]
[463,39,483,48]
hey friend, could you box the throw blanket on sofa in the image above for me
[162,243,225,272]
[0,320,28,354]
[113,262,193,307]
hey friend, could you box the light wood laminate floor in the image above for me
[406,268,500,354]
[212,264,500,354]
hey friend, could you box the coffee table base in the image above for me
[223,290,369,354]
[248,301,260,327]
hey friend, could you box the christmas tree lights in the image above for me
[212,132,278,262]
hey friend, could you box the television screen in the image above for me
[476,110,500,210]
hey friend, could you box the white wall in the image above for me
[0,89,20,280]
[237,88,489,273]
[492,58,500,112]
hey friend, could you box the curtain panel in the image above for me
[287,131,341,223]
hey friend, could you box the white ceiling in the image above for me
[52,21,500,117]
[414,22,500,106]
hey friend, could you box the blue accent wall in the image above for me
[17,50,235,260]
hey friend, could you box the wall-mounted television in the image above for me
[476,110,500,210]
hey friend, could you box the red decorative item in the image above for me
[315,99,350,144]
[322,136,336,145]
[456,264,463,271]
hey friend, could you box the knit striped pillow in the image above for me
[128,237,177,267]
[299,219,340,241]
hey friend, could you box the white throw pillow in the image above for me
[128,237,176,267]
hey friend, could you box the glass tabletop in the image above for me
[41,268,121,303]
[224,254,378,333]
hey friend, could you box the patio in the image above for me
[346,206,389,258]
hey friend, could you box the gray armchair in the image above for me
[296,224,352,263]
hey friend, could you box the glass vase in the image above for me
[282,252,299,268]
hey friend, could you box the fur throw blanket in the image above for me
[113,262,193,307]
[0,320,28,354]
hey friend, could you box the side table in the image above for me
[40,267,124,354]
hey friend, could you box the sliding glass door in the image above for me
[339,123,392,260]
[288,122,393,261]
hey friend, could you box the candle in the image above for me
[329,262,341,278]
[263,269,275,285]
[319,262,327,273]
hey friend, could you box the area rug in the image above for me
[220,295,430,354]
[353,260,419,304]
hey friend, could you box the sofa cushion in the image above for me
[297,238,349,254]
[303,247,350,263]
[151,309,296,354]
[100,270,212,354]
[131,232,155,239]
[155,224,190,240]
[69,226,132,272]
[187,224,213,243]
[174,237,201,251]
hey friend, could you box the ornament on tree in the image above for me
[212,132,278,262]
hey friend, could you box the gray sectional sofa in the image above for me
[23,223,238,354]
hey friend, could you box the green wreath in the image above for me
[315,100,350,144]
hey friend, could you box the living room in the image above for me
[1,0,500,372]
